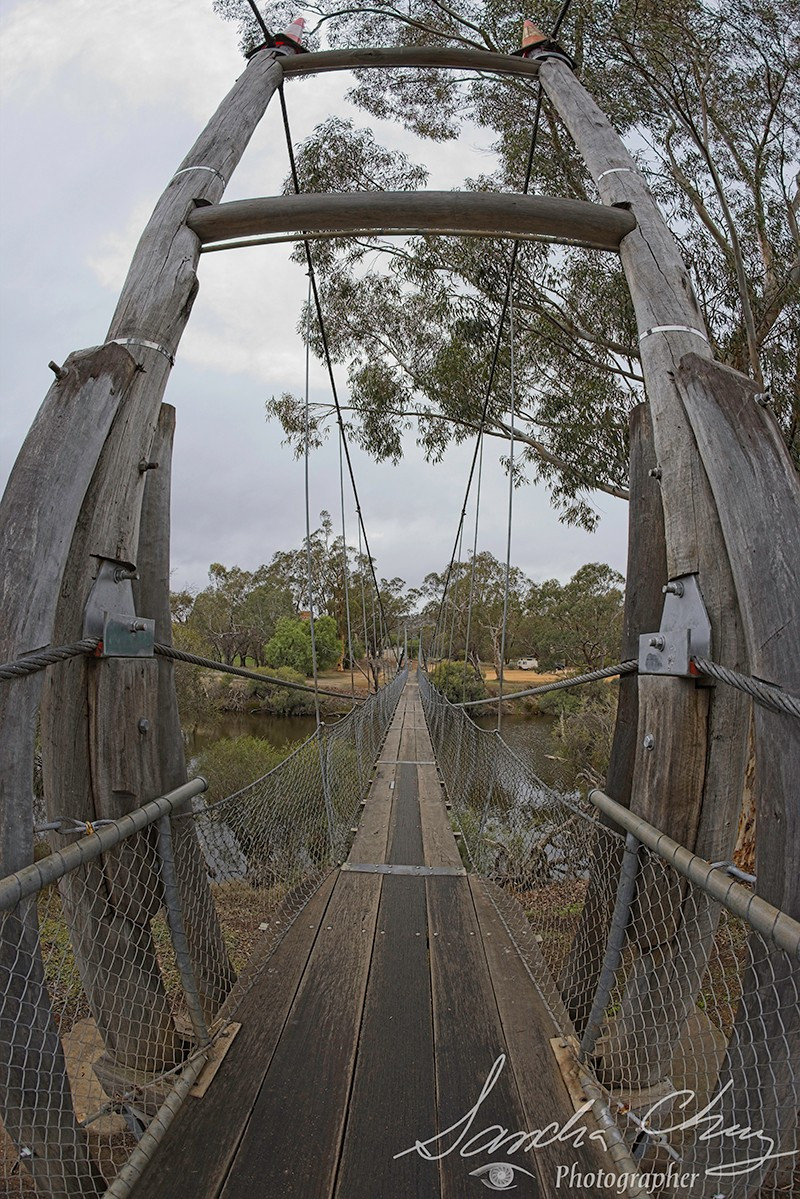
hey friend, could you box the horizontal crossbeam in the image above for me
[187,192,636,253]
[279,45,544,81]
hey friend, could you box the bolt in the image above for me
[138,459,159,473]
[48,360,68,381]
[130,620,147,633]
[662,580,685,597]
[648,466,662,480]
[753,391,771,407]
[114,566,139,583]
[643,733,655,751]
[138,718,150,735]
[649,635,665,651]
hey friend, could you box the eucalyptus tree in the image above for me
[215,0,799,528]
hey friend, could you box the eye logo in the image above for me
[469,1162,536,1191]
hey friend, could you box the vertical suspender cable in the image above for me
[358,523,371,691]
[303,274,322,731]
[338,430,356,699]
[497,298,517,733]
[447,522,466,663]
[461,434,486,700]
[430,0,574,655]
[279,85,399,668]
[303,274,334,855]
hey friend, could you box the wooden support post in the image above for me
[0,48,284,1136]
[134,404,236,1019]
[0,901,106,1198]
[538,58,751,1090]
[560,403,666,1031]
[673,355,800,1195]
[0,343,139,1195]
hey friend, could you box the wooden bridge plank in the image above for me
[132,872,338,1199]
[347,769,395,865]
[334,874,439,1198]
[388,762,424,865]
[469,879,612,1196]
[426,875,537,1199]
[219,871,382,1199]
[418,764,463,870]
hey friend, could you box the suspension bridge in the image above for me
[1,18,799,1199]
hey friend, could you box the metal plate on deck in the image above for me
[341,863,466,876]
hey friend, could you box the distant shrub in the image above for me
[430,660,487,704]
[550,683,618,789]
[196,736,295,803]
[253,665,316,715]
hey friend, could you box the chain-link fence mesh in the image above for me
[0,669,406,1197]
[419,668,800,1198]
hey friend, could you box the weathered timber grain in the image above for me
[187,191,636,251]
[334,874,438,1199]
[561,403,667,1032]
[0,344,140,1194]
[538,59,750,1090]
[0,344,138,879]
[218,872,382,1199]
[426,875,531,1199]
[387,762,424,864]
[675,355,800,1196]
[281,45,543,80]
[675,354,800,917]
[30,48,285,1087]
[347,768,395,865]
[538,58,711,578]
[418,764,463,870]
[470,878,613,1197]
[132,873,338,1199]
[39,361,181,1076]
[134,404,235,1018]
[108,52,284,351]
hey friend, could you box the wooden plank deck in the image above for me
[135,679,615,1198]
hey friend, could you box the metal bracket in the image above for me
[83,558,155,658]
[638,573,711,677]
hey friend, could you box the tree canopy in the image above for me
[215,0,799,529]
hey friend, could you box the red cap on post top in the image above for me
[521,19,547,49]
[274,15,308,53]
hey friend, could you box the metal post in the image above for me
[579,832,641,1062]
[157,816,211,1048]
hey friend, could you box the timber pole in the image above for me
[535,53,748,1086]
[134,405,236,1018]
[536,54,800,1174]
[0,46,286,1183]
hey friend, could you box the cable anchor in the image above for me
[83,558,155,658]
[639,574,711,678]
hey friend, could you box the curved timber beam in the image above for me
[187,191,636,252]
[279,45,543,80]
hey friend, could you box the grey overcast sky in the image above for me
[0,0,630,599]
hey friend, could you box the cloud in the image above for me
[1,0,239,117]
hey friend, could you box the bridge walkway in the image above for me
[135,678,609,1198]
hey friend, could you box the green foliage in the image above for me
[173,663,219,732]
[550,683,618,789]
[527,564,625,671]
[265,614,341,674]
[250,665,317,715]
[254,0,798,515]
[196,736,294,804]
[430,659,487,703]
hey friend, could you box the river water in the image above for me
[187,709,566,790]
